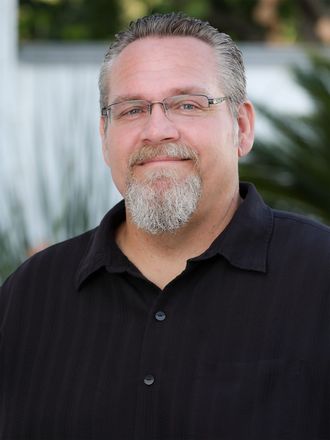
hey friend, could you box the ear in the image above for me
[99,116,111,166]
[236,101,255,158]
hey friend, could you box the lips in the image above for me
[128,143,198,168]
[138,157,189,165]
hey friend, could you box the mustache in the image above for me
[128,143,199,168]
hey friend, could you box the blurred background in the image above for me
[1,0,330,281]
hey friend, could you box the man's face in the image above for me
[100,36,253,231]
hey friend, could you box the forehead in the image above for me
[108,36,220,100]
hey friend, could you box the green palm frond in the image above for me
[240,51,330,224]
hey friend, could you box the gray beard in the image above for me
[125,168,202,235]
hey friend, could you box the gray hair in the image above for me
[98,12,246,117]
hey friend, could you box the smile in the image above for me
[137,157,190,166]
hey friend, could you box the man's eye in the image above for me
[121,107,146,118]
[173,101,203,112]
[181,103,197,110]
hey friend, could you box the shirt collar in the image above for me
[192,182,273,272]
[76,182,273,289]
[75,201,128,289]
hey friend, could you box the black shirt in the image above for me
[1,182,330,440]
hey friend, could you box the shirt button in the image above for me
[155,310,166,321]
[144,374,155,386]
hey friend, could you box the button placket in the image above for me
[142,310,166,387]
[134,290,172,437]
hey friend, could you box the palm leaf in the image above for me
[240,52,330,224]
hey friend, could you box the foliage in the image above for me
[19,0,330,43]
[0,193,29,284]
[19,0,121,41]
[0,175,110,284]
[0,182,96,284]
[239,52,330,224]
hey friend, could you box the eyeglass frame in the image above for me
[101,94,230,123]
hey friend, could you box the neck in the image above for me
[115,183,241,288]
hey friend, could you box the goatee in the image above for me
[125,143,202,234]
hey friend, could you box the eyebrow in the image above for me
[110,87,212,105]
[111,95,145,105]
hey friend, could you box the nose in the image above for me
[140,102,180,145]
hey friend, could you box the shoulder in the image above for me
[0,200,125,313]
[0,228,98,330]
[0,228,96,294]
[270,209,330,262]
[273,209,330,239]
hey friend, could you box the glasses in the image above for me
[101,94,230,124]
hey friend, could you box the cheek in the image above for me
[194,130,238,181]
[103,135,130,195]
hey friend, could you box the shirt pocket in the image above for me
[187,358,302,439]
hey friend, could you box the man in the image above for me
[0,12,329,440]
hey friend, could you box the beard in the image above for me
[125,143,202,235]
